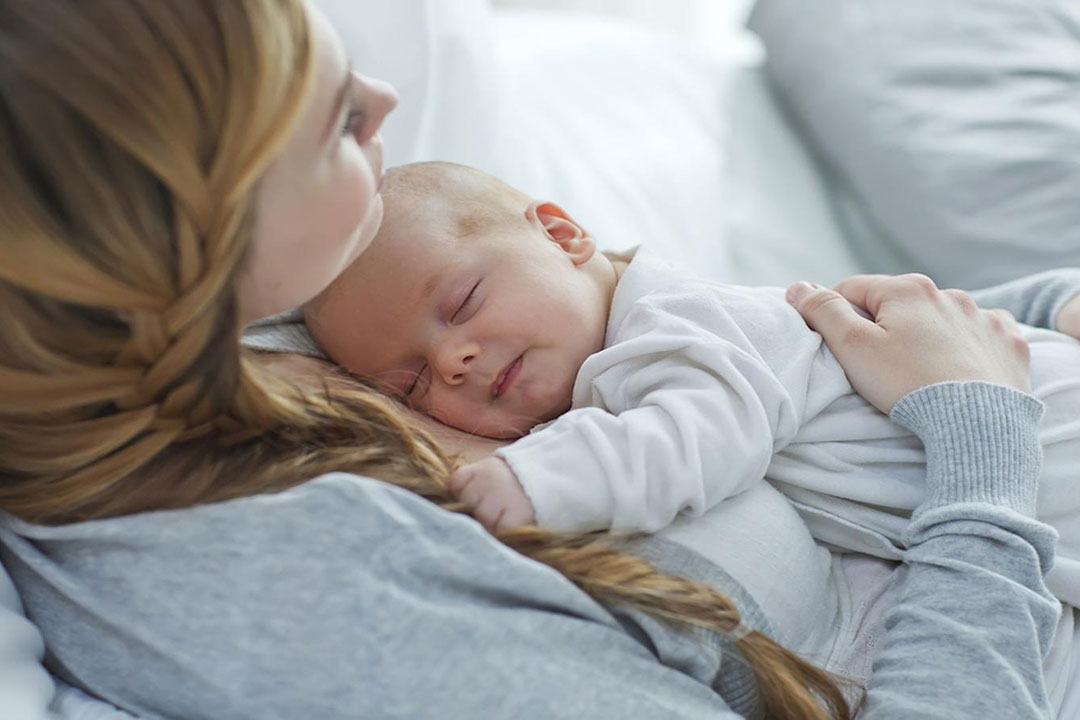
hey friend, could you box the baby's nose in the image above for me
[436,346,477,386]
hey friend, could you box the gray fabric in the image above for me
[0,478,747,720]
[748,0,1080,289]
[243,308,324,358]
[860,383,1060,719]
[970,268,1080,330]
[0,382,1058,719]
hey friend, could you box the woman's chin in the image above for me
[346,194,384,265]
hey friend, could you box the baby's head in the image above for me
[306,161,617,439]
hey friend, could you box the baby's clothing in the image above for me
[496,251,1080,604]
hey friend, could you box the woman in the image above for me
[0,1,1069,718]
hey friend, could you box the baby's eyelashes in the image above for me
[450,281,482,324]
[405,364,431,399]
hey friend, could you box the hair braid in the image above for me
[0,2,850,718]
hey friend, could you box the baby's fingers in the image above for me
[472,493,513,532]
[446,466,472,496]
[447,466,489,512]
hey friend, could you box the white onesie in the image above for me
[496,250,1080,605]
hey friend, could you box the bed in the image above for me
[3,1,1078,717]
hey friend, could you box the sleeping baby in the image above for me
[305,161,1080,605]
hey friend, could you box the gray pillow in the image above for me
[748,0,1080,289]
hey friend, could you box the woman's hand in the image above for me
[1057,292,1080,339]
[786,274,1032,414]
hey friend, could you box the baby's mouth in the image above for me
[491,354,524,399]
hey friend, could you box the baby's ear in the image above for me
[530,201,595,266]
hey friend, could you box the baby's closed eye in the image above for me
[405,364,430,398]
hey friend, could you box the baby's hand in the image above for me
[447,457,536,532]
[1058,293,1080,340]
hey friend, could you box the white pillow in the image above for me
[484,10,739,283]
[748,0,1080,289]
[315,0,498,169]
[724,53,864,287]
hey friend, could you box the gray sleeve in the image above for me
[241,308,325,357]
[859,382,1059,719]
[969,268,1080,330]
[1,475,742,720]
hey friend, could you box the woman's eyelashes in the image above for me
[341,109,367,140]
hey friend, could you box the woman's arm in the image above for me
[788,274,1058,719]
[862,382,1058,719]
[968,267,1080,333]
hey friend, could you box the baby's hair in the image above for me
[380,161,532,241]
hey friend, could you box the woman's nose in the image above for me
[359,74,399,125]
[434,342,478,386]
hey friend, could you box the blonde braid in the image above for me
[0,0,312,517]
[0,2,849,718]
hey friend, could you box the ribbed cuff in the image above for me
[889,382,1045,517]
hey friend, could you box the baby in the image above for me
[306,161,1080,604]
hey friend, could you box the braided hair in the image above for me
[0,2,850,718]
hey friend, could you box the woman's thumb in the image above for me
[786,282,877,350]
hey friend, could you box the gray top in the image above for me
[0,269,1075,719]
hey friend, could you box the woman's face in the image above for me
[238,3,398,325]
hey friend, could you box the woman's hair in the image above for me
[0,1,849,717]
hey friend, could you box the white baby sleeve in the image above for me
[498,299,806,534]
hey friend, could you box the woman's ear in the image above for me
[529,201,595,266]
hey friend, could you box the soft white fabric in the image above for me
[656,482,838,658]
[724,58,864,287]
[498,250,1080,606]
[51,684,134,720]
[316,0,498,170]
[0,561,54,720]
[1060,609,1080,719]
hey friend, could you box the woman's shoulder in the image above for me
[2,472,505,569]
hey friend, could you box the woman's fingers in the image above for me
[787,275,1033,414]
[831,273,937,316]
[786,282,884,348]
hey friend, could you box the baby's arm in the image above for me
[968,267,1080,335]
[495,335,803,534]
[451,289,817,535]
